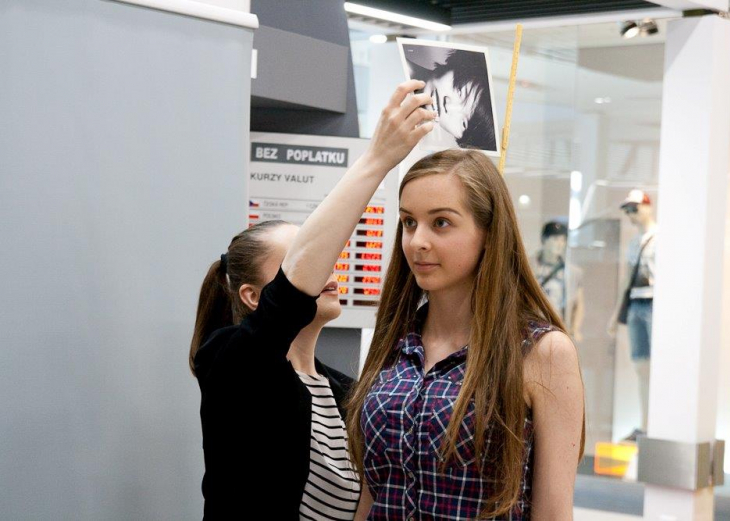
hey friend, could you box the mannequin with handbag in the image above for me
[531,221,585,342]
[608,189,657,441]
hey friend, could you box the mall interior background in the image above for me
[2,1,730,519]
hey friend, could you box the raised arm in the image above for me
[281,80,434,296]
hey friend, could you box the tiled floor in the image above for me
[574,472,730,521]
[575,508,642,520]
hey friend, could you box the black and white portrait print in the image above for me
[398,39,500,156]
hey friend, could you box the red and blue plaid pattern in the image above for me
[361,307,554,520]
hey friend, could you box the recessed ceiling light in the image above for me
[594,97,612,104]
[369,34,388,44]
[621,21,640,39]
[620,19,659,39]
[344,2,451,32]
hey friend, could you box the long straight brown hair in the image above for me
[346,149,585,517]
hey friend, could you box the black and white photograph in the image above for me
[397,38,500,156]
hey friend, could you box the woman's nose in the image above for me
[411,226,430,250]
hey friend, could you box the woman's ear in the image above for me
[238,283,261,312]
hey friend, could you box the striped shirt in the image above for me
[296,371,360,521]
[360,304,554,520]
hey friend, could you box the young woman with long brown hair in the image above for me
[347,150,585,520]
[188,81,435,520]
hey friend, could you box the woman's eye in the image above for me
[435,218,450,228]
[402,218,415,227]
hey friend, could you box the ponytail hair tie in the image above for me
[219,253,228,275]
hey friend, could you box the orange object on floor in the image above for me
[594,442,639,477]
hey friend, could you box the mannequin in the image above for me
[531,221,585,342]
[609,189,657,441]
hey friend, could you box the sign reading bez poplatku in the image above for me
[252,143,348,167]
[248,132,398,329]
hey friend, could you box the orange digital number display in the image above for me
[360,218,384,226]
[336,275,350,283]
[338,286,349,294]
[364,206,385,214]
[356,241,382,249]
[358,265,381,272]
[356,230,384,237]
[339,252,350,259]
[355,276,381,284]
[354,288,381,295]
[335,262,350,271]
[357,253,382,260]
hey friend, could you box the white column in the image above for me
[644,14,730,520]
[719,162,730,474]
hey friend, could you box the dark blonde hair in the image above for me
[346,149,585,517]
[189,220,289,375]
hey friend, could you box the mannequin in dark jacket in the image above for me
[189,80,436,520]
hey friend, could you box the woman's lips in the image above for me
[320,281,339,294]
[414,262,439,272]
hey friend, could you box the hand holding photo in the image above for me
[397,38,500,156]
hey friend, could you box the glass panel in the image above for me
[449,27,579,257]
[571,22,665,454]
[349,16,669,486]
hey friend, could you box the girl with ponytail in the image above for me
[189,81,435,520]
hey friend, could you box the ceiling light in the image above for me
[641,20,659,36]
[344,2,451,32]
[518,195,531,207]
[369,34,387,44]
[620,19,659,39]
[621,21,640,39]
[594,97,612,104]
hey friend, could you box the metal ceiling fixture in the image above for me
[620,18,659,38]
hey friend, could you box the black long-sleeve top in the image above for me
[194,267,355,520]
